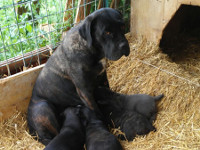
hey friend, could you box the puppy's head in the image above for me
[126,94,164,122]
[62,107,81,125]
[79,106,103,127]
[120,112,156,141]
[79,8,130,61]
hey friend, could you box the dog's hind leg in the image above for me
[27,100,60,145]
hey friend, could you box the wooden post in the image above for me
[110,0,120,9]
[63,0,74,31]
[75,0,85,24]
[86,0,92,16]
[98,0,103,9]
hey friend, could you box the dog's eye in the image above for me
[105,31,111,35]
[104,31,113,38]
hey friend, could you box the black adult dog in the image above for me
[44,107,85,150]
[27,8,130,145]
[80,107,123,150]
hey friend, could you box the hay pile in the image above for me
[1,34,200,149]
[107,34,200,149]
[0,112,44,149]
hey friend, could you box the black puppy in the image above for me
[114,111,156,141]
[95,87,164,123]
[80,107,123,150]
[27,8,130,145]
[94,87,160,141]
[44,107,85,150]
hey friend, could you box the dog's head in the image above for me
[79,8,130,61]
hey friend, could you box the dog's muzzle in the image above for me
[119,42,130,56]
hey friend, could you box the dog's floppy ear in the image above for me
[154,94,164,101]
[79,15,94,48]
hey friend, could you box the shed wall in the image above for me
[131,0,200,43]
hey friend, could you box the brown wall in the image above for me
[131,0,200,43]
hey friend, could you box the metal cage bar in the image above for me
[11,0,26,67]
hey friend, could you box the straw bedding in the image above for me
[1,33,200,149]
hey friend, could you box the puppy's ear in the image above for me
[79,15,94,48]
[154,94,164,101]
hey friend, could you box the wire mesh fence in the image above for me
[0,0,130,77]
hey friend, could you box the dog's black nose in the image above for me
[119,42,130,56]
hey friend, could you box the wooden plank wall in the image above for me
[131,0,200,43]
[0,64,44,120]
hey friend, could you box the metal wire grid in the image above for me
[0,0,130,77]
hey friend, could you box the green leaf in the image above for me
[26,24,33,33]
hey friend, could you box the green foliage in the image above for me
[0,0,130,62]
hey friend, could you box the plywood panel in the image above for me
[131,0,200,43]
[163,0,179,25]
[178,0,200,6]
[131,0,165,42]
[0,64,44,120]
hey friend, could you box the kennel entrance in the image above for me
[159,5,200,62]
[131,0,200,77]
